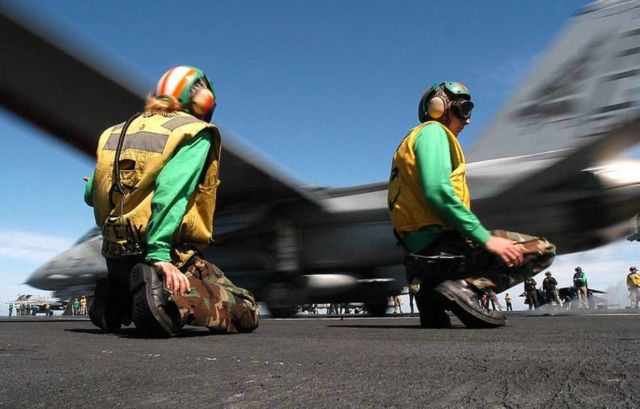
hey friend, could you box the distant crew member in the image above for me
[408,279,421,314]
[8,303,12,317]
[84,66,259,336]
[480,294,489,310]
[542,271,561,310]
[524,277,538,311]
[392,293,403,314]
[626,266,640,309]
[487,290,499,311]
[72,298,80,315]
[573,267,588,309]
[504,293,513,311]
[79,295,87,315]
[388,81,555,328]
[327,303,338,315]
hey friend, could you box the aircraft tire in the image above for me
[263,282,296,318]
[365,299,387,317]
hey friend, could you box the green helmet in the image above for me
[418,81,473,123]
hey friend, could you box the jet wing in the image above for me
[587,288,606,294]
[0,5,328,212]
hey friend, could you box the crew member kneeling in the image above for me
[388,81,555,328]
[85,66,259,336]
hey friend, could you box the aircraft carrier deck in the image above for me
[1,312,639,408]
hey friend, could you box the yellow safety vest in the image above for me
[93,112,222,258]
[628,272,640,288]
[388,121,470,236]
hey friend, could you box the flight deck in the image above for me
[1,312,639,408]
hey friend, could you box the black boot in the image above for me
[129,263,182,337]
[89,278,130,333]
[434,280,506,328]
[416,287,451,328]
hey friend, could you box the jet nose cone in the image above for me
[26,239,107,291]
[25,263,50,289]
[26,259,72,290]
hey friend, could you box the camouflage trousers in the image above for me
[171,255,259,334]
[406,230,556,294]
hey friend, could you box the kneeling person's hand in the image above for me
[151,261,191,296]
[484,236,524,267]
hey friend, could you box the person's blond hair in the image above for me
[144,94,184,115]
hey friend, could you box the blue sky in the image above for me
[2,0,637,313]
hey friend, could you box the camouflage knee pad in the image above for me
[406,230,555,294]
[468,230,555,293]
[170,256,259,334]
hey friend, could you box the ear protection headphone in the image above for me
[418,83,451,122]
[419,81,474,123]
[427,87,448,119]
[190,85,216,118]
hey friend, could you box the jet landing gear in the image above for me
[365,298,388,317]
[262,281,297,318]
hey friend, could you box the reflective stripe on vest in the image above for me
[387,121,470,236]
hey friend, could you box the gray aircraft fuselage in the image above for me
[26,151,640,316]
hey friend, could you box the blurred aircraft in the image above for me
[3,1,640,317]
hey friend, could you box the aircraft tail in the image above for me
[468,0,640,163]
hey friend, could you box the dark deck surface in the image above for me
[2,312,639,408]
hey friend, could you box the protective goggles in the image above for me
[451,100,474,119]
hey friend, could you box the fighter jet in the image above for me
[8,294,66,315]
[3,1,640,317]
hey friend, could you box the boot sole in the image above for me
[434,281,506,328]
[130,264,175,337]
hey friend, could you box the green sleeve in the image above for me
[414,124,491,245]
[145,130,213,263]
[84,171,95,207]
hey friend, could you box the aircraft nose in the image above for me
[25,262,56,290]
[25,240,107,290]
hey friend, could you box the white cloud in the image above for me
[0,229,74,263]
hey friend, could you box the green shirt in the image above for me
[573,271,587,287]
[402,123,490,253]
[84,130,213,262]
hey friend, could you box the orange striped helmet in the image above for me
[155,66,216,120]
